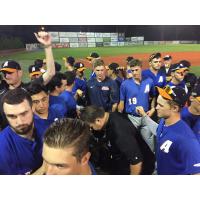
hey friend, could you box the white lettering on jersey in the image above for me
[193,163,200,167]
[160,140,173,153]
[128,97,137,105]
[144,84,150,93]
[158,76,164,83]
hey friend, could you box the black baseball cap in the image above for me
[28,65,42,77]
[86,52,99,61]
[171,63,187,73]
[157,85,188,107]
[108,63,119,71]
[0,60,21,73]
[126,56,134,63]
[149,52,161,62]
[74,62,86,72]
[179,60,191,68]
[163,55,172,60]
[34,59,44,68]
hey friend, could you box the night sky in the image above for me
[0,25,200,43]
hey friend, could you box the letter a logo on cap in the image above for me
[3,61,8,67]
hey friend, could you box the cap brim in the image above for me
[86,56,92,60]
[156,86,173,100]
[196,97,200,102]
[176,67,188,73]
[77,67,86,72]
[0,68,17,73]
[29,71,42,77]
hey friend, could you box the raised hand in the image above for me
[34,31,52,47]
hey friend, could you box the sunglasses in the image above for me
[153,61,161,63]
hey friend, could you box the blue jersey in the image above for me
[0,119,48,175]
[181,107,200,142]
[60,90,77,118]
[142,69,166,88]
[72,77,87,95]
[167,81,188,93]
[49,95,68,117]
[156,119,200,175]
[86,77,119,112]
[120,78,155,116]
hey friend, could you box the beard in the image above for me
[11,119,34,136]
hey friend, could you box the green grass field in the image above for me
[0,44,200,82]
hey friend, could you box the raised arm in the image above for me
[34,31,55,85]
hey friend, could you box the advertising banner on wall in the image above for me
[111,33,118,37]
[103,42,111,46]
[60,38,70,43]
[87,38,96,43]
[102,33,111,37]
[86,32,95,37]
[95,37,103,42]
[111,37,118,42]
[78,37,87,42]
[103,37,111,42]
[52,43,70,48]
[118,36,125,42]
[110,42,118,46]
[78,32,87,37]
[70,43,79,48]
[65,32,78,37]
[96,42,103,47]
[88,43,96,47]
[95,33,103,37]
[59,32,69,37]
[69,37,79,43]
[78,43,88,47]
[118,42,125,46]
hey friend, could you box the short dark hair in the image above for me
[149,52,161,62]
[128,59,142,67]
[67,56,75,66]
[64,71,76,86]
[47,72,66,92]
[34,59,43,68]
[80,106,105,123]
[44,118,91,162]
[2,88,32,108]
[93,59,105,68]
[27,83,48,96]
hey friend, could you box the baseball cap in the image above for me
[74,62,86,72]
[149,52,161,62]
[157,85,188,107]
[126,56,134,63]
[163,55,172,60]
[34,59,44,68]
[191,84,200,101]
[179,60,191,69]
[66,56,75,65]
[28,65,42,77]
[108,63,119,71]
[171,63,187,73]
[0,60,21,73]
[86,52,99,61]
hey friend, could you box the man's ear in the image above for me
[81,152,91,166]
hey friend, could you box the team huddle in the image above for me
[0,30,200,175]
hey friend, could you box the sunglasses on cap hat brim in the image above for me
[77,67,86,72]
[156,86,173,101]
[175,67,188,73]
[86,56,93,61]
[0,68,17,73]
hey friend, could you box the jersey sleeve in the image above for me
[120,82,126,101]
[178,137,200,174]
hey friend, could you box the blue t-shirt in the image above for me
[0,119,48,175]
[142,69,166,88]
[49,95,68,117]
[59,90,77,118]
[156,119,200,175]
[120,78,155,116]
[72,77,87,96]
[167,81,188,94]
[86,77,119,112]
[181,107,200,142]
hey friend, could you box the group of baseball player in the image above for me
[0,30,200,175]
